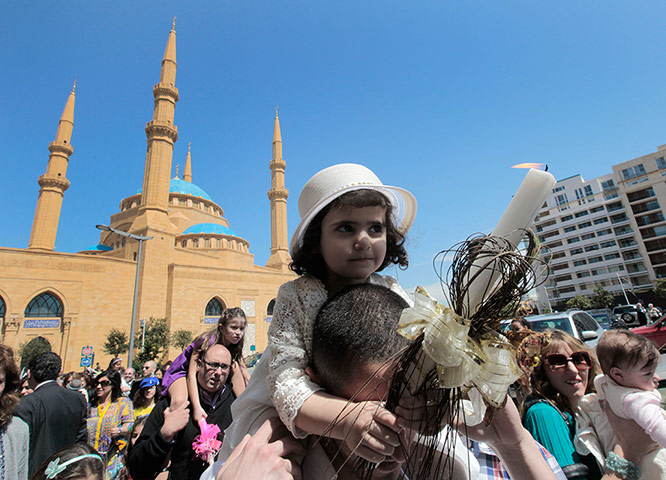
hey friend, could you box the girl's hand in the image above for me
[341,401,403,463]
[108,426,122,438]
[395,391,441,435]
[193,405,208,424]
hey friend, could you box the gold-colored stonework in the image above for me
[1,24,293,370]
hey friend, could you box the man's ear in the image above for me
[305,366,320,385]
[609,366,624,384]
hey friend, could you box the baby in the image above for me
[576,329,666,476]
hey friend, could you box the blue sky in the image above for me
[2,2,666,298]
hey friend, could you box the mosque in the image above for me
[0,22,294,371]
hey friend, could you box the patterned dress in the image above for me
[87,397,134,480]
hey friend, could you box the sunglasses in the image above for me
[545,351,591,371]
[97,380,111,388]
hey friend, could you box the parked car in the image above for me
[612,304,646,326]
[631,315,666,351]
[523,310,605,347]
[586,308,624,330]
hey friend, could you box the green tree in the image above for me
[102,328,129,358]
[18,336,52,370]
[171,329,194,351]
[591,286,615,309]
[566,295,592,310]
[134,317,170,367]
[655,279,666,299]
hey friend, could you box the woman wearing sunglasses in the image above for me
[87,369,134,479]
[522,330,603,479]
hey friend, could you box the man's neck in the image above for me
[32,379,56,391]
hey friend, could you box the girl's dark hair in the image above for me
[290,189,408,280]
[195,307,247,363]
[527,330,600,416]
[0,344,21,429]
[132,381,161,409]
[90,369,122,406]
[31,443,103,480]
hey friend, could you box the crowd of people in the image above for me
[3,163,665,480]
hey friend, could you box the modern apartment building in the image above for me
[532,144,666,310]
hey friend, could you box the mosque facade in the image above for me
[0,23,294,371]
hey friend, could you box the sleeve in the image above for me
[623,391,666,447]
[523,403,580,468]
[76,395,88,443]
[119,397,135,428]
[126,402,172,480]
[12,398,32,427]
[266,278,327,437]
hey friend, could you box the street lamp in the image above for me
[96,224,153,367]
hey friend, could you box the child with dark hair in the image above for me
[577,329,666,477]
[31,443,103,480]
[162,307,249,423]
[219,163,417,462]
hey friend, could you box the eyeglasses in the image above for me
[97,380,111,388]
[201,359,230,372]
[142,366,151,370]
[545,351,591,372]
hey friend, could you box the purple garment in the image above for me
[162,335,216,395]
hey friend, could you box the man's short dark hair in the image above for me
[312,283,410,393]
[28,352,62,383]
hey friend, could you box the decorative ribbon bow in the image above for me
[397,286,521,425]
[192,419,222,464]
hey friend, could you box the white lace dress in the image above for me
[217,273,411,461]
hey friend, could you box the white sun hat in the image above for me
[289,163,417,257]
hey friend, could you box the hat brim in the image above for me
[289,183,417,257]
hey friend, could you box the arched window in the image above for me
[0,296,5,319]
[25,292,63,318]
[267,299,276,316]
[205,298,223,317]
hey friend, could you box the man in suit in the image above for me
[14,351,88,476]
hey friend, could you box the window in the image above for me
[573,259,587,267]
[657,157,666,170]
[554,275,572,282]
[553,186,565,193]
[584,185,594,196]
[591,268,607,276]
[593,217,608,225]
[627,187,655,202]
[571,248,584,255]
[552,252,566,260]
[597,228,612,236]
[0,296,5,319]
[640,225,666,239]
[552,263,569,271]
[626,263,647,274]
[636,212,665,226]
[567,237,581,244]
[621,164,647,180]
[632,200,661,214]
[561,215,574,222]
[601,179,615,190]
[564,226,576,233]
[590,206,605,213]
[614,226,633,236]
[619,238,638,248]
[649,252,666,264]
[577,271,591,278]
[582,233,595,240]
[584,244,600,252]
[624,250,642,261]
[267,299,276,316]
[575,210,589,218]
[645,238,666,252]
[604,253,621,260]
[205,298,224,317]
[606,202,624,212]
[578,221,592,229]
[610,213,628,224]
[588,256,603,264]
[600,240,617,248]
[25,292,63,318]
[556,194,569,210]
[608,265,625,273]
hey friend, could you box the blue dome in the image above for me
[183,223,238,237]
[136,178,212,201]
[84,244,113,252]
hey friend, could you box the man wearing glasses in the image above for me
[128,344,235,480]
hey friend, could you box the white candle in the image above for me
[465,168,556,316]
